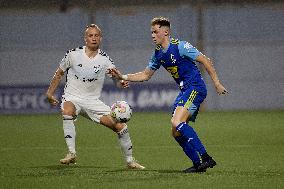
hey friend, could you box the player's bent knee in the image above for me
[115,122,126,132]
[62,101,76,116]
[171,118,181,128]
[62,109,75,116]
[171,127,181,137]
[100,115,124,132]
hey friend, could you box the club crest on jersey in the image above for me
[93,65,101,73]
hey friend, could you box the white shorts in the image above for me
[61,94,111,123]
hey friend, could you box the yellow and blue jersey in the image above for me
[147,38,207,121]
[147,38,206,91]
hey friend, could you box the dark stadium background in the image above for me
[0,0,283,113]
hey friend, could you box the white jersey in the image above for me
[59,46,115,100]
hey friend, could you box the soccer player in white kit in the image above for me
[46,24,145,169]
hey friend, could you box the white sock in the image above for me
[63,115,76,154]
[117,125,133,163]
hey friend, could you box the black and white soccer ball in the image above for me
[111,101,132,123]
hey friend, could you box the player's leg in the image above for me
[84,100,144,169]
[173,131,204,172]
[60,100,78,165]
[171,92,202,172]
[171,106,205,172]
[172,88,216,172]
[100,115,145,169]
[173,108,216,172]
[172,106,207,156]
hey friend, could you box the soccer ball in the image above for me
[110,101,132,123]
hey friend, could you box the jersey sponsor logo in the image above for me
[74,74,97,83]
[82,78,97,82]
[166,66,179,79]
[73,64,101,82]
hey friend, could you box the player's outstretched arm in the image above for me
[46,67,64,106]
[113,79,130,89]
[108,68,155,82]
[196,54,228,95]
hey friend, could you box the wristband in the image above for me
[121,74,128,80]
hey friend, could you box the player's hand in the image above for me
[46,93,59,106]
[108,68,123,80]
[215,83,229,95]
[119,80,129,88]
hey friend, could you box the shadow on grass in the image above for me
[12,165,113,178]
[106,168,183,174]
[29,164,110,170]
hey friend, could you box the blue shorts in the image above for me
[172,86,207,122]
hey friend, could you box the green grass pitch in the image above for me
[0,111,283,189]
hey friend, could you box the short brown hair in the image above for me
[151,17,170,28]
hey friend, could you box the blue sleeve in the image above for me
[146,52,161,70]
[178,41,201,61]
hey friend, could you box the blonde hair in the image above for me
[85,24,102,36]
[151,17,170,28]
